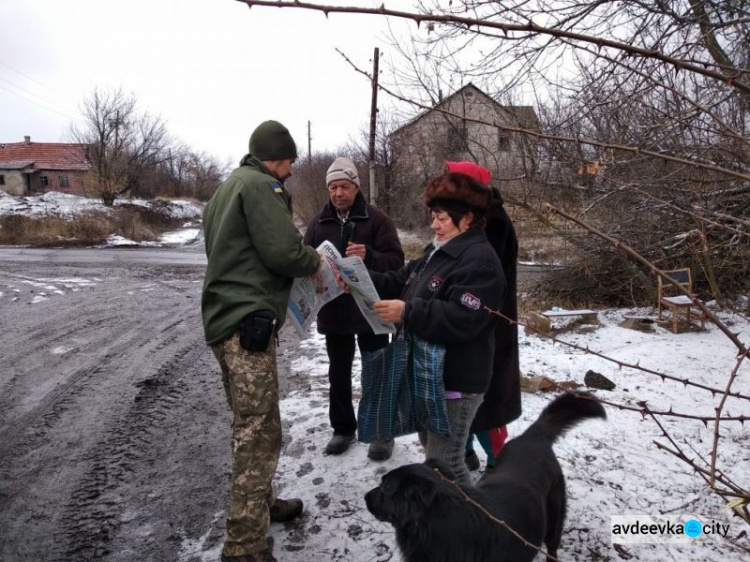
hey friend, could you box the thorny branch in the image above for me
[328,48,750,184]
[432,467,560,562]
[710,355,747,487]
[483,305,750,403]
[527,204,750,522]
[482,304,750,524]
[236,1,750,95]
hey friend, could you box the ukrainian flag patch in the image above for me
[272,182,283,194]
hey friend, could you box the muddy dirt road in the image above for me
[0,255,309,562]
[0,248,548,562]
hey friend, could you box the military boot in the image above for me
[269,497,303,522]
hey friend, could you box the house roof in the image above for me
[390,83,540,136]
[0,142,90,172]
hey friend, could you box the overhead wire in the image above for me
[0,60,79,120]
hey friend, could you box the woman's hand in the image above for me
[373,300,405,323]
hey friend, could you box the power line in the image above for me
[0,59,55,90]
[0,76,78,119]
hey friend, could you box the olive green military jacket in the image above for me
[201,155,319,345]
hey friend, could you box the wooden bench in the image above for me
[527,309,599,333]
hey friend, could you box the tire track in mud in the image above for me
[0,312,145,447]
[0,363,105,452]
[0,264,199,371]
[0,308,190,457]
[53,342,207,562]
[0,306,199,560]
[0,259,229,561]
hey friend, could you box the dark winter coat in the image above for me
[202,155,320,345]
[304,191,404,335]
[471,192,522,431]
[371,228,506,394]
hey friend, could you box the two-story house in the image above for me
[388,84,539,226]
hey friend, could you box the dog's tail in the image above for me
[526,391,606,444]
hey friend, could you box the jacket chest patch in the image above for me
[427,275,444,292]
[460,292,481,310]
[271,182,283,194]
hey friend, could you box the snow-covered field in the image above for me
[183,309,750,561]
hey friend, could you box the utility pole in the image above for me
[368,47,379,205]
[307,120,312,162]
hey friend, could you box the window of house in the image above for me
[447,123,468,154]
[0,175,5,185]
[59,175,70,188]
[498,131,510,151]
[40,175,49,187]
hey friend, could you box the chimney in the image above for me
[24,136,31,144]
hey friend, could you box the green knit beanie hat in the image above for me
[249,120,298,160]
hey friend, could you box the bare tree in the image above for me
[148,148,229,201]
[285,151,338,226]
[185,151,230,201]
[70,88,172,206]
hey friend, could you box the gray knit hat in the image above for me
[249,120,298,160]
[326,157,360,187]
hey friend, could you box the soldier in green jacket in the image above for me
[202,120,321,562]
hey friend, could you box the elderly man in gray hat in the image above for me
[202,120,321,562]
[304,156,404,460]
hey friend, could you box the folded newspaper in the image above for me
[287,241,396,337]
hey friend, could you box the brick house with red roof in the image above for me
[0,136,91,196]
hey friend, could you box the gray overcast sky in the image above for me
[0,0,405,164]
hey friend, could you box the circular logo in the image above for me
[684,519,702,538]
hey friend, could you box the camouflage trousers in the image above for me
[212,332,281,557]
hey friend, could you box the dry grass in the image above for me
[0,214,111,247]
[507,206,580,265]
[153,195,204,206]
[0,206,186,247]
[397,228,432,260]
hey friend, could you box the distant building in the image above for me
[0,136,91,196]
[388,83,540,226]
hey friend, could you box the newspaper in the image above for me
[287,241,396,337]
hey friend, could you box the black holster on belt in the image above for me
[239,310,277,352]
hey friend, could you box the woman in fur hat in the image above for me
[369,172,506,484]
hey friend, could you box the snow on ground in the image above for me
[3,192,748,559]
[189,310,749,562]
[105,226,202,248]
[2,275,102,304]
[0,190,111,219]
[0,191,203,246]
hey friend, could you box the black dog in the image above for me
[365,391,606,562]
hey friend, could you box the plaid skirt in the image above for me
[358,333,450,443]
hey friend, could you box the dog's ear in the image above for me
[405,473,438,511]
